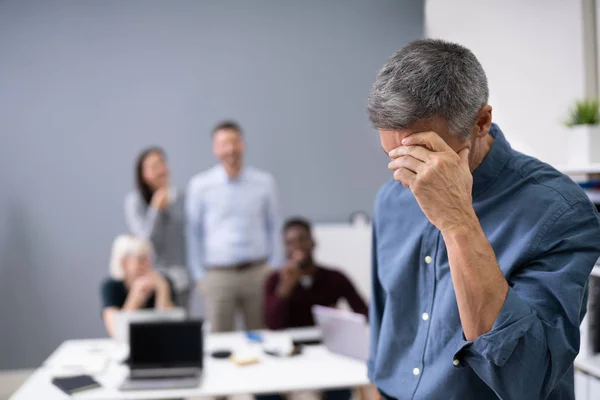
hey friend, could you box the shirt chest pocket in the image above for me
[204,186,263,221]
[223,186,268,223]
[236,188,267,220]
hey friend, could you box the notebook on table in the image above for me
[52,374,101,395]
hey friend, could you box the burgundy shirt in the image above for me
[264,265,368,330]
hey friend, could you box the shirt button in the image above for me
[424,256,432,264]
[412,367,420,376]
[421,312,429,321]
[453,359,460,367]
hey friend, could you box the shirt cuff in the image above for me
[367,359,375,381]
[453,287,538,367]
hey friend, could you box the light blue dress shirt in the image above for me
[186,165,283,280]
[369,124,600,400]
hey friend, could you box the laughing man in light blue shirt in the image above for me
[186,120,283,332]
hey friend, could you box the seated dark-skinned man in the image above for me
[260,217,368,400]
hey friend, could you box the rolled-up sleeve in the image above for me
[454,202,600,400]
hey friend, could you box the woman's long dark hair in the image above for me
[135,147,166,206]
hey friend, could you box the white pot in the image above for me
[567,124,600,166]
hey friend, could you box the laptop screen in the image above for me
[129,320,203,369]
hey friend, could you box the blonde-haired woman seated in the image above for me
[101,235,175,337]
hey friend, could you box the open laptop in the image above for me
[119,320,203,391]
[114,308,186,345]
[312,305,369,361]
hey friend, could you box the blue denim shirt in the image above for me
[369,124,600,400]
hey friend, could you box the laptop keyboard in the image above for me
[131,372,198,380]
[121,377,199,390]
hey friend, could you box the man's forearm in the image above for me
[442,214,509,341]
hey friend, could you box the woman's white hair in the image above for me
[109,235,153,280]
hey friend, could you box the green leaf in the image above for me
[566,99,600,127]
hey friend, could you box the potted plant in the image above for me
[566,99,600,166]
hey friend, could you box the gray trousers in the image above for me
[201,263,269,332]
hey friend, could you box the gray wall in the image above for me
[0,0,423,369]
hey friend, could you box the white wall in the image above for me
[426,0,587,166]
[0,0,422,370]
[313,224,371,301]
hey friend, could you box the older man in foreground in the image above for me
[367,39,600,400]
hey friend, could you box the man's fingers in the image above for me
[388,155,425,174]
[389,145,432,162]
[401,131,451,152]
[393,168,416,188]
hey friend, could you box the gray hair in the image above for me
[367,39,489,139]
[109,235,154,280]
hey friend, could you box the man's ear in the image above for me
[474,105,493,138]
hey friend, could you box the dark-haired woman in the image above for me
[124,147,190,308]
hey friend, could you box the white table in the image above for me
[10,328,369,400]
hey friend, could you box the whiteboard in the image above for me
[313,223,372,301]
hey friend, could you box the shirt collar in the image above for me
[471,123,512,198]
[214,164,246,183]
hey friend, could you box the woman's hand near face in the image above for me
[123,275,155,310]
[150,187,169,210]
[147,270,169,291]
[134,274,157,292]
